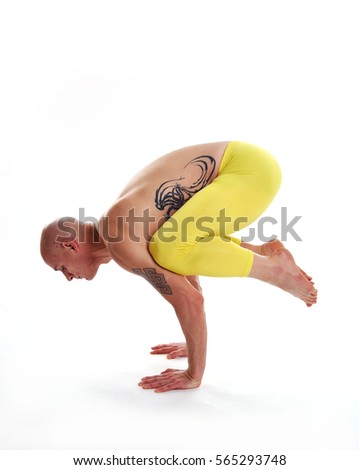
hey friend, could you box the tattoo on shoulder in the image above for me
[155,155,216,219]
[132,267,173,295]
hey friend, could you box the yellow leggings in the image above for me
[149,141,282,277]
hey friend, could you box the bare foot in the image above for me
[242,239,313,282]
[265,248,317,307]
[262,240,313,282]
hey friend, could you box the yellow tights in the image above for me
[149,141,282,277]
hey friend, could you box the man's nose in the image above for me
[63,272,73,281]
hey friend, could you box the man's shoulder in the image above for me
[98,204,125,244]
[98,210,149,269]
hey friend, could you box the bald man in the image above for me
[41,140,317,392]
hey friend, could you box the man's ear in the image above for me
[61,240,80,253]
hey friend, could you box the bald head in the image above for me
[40,217,110,281]
[40,217,78,264]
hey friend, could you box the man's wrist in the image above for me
[185,370,202,385]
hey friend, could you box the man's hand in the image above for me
[150,342,188,359]
[138,368,200,393]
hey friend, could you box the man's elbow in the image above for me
[172,288,204,313]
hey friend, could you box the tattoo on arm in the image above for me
[132,267,173,295]
[155,155,216,219]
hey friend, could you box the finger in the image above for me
[167,349,186,359]
[139,370,179,383]
[140,379,170,389]
[151,344,170,350]
[167,352,179,359]
[151,347,173,355]
[139,374,169,383]
[139,374,172,386]
[151,343,179,350]
[151,344,182,355]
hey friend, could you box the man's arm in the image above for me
[109,241,207,392]
[139,280,206,392]
[148,275,200,359]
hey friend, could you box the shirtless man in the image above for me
[40,140,317,393]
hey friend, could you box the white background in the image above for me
[0,0,358,453]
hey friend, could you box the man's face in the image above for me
[48,244,98,281]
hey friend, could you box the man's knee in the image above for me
[267,156,282,198]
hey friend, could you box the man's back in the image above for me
[98,141,230,259]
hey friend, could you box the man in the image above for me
[40,140,317,393]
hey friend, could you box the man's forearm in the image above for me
[174,295,207,382]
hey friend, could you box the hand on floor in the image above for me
[150,342,188,359]
[139,368,200,393]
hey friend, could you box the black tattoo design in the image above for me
[155,155,216,219]
[132,267,173,295]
